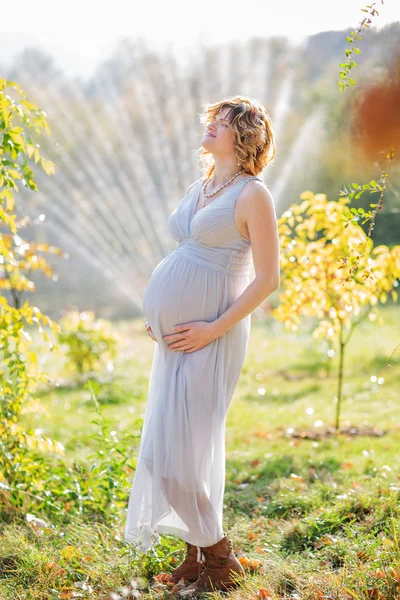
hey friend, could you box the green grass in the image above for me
[1,305,400,599]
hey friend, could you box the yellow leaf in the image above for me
[26,143,35,158]
[41,158,56,175]
[342,587,359,598]
[27,351,38,364]
[382,537,394,547]
[6,194,15,211]
[9,132,24,145]
[18,339,30,353]
[60,545,79,560]
[8,168,21,179]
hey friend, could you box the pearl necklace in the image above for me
[201,169,244,208]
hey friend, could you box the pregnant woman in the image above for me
[124,95,280,597]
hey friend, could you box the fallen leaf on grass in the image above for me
[254,430,272,439]
[153,573,176,586]
[239,556,263,571]
[257,589,271,598]
[341,462,354,469]
[44,562,67,577]
[314,535,339,549]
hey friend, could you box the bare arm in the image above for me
[210,181,280,338]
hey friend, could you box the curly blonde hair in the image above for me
[197,95,276,178]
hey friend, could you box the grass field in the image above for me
[1,305,400,599]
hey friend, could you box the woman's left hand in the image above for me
[162,320,219,353]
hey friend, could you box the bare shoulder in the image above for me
[237,178,275,216]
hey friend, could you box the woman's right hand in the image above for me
[145,320,157,342]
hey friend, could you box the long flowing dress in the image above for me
[124,174,264,554]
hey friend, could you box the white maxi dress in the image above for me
[124,174,264,554]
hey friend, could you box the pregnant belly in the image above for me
[143,253,224,344]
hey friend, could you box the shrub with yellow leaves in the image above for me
[0,77,64,514]
[58,310,120,381]
[273,190,400,430]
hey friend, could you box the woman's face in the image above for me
[201,108,236,155]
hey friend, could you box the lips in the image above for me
[206,133,216,138]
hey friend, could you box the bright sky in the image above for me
[2,0,399,77]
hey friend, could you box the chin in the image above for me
[202,136,215,148]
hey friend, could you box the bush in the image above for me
[58,310,120,381]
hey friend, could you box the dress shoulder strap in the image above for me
[236,174,264,188]
[241,174,269,188]
[184,178,202,196]
[244,175,263,182]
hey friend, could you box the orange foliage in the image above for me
[239,555,263,571]
[257,589,272,598]
[341,461,354,469]
[350,52,400,160]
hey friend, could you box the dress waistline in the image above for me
[173,238,251,277]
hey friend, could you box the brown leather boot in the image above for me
[177,535,245,597]
[168,542,205,585]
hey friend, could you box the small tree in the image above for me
[273,190,400,431]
